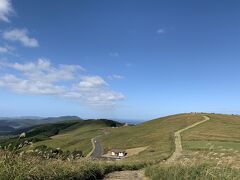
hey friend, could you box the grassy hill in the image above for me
[2,113,240,179]
[0,116,83,135]
[31,119,123,156]
[145,114,240,180]
[0,121,80,150]
[100,113,205,164]
[0,119,122,154]
[182,113,240,152]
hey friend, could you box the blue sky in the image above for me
[0,0,240,120]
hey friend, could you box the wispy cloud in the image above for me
[0,0,13,22]
[3,29,39,48]
[65,76,124,106]
[157,28,165,34]
[108,74,124,80]
[0,45,13,53]
[109,52,119,57]
[125,62,132,68]
[0,59,125,106]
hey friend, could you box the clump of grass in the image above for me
[145,163,240,180]
[145,149,240,180]
[0,150,145,179]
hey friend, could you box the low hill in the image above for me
[0,116,83,135]
[33,119,123,156]
[8,119,123,156]
[0,120,81,149]
[5,113,240,163]
[100,113,205,163]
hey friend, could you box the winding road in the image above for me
[165,115,210,163]
[90,137,103,158]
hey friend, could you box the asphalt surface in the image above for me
[90,137,103,158]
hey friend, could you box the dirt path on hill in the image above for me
[165,115,210,164]
[103,116,210,179]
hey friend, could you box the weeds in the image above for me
[0,150,144,179]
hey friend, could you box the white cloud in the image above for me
[65,75,124,106]
[0,0,13,22]
[0,74,66,95]
[0,45,13,53]
[157,28,165,34]
[0,59,125,106]
[3,29,39,47]
[108,74,124,80]
[109,52,119,57]
[78,76,108,88]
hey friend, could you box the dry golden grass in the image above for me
[0,150,145,179]
[182,114,240,152]
[101,113,204,164]
[125,146,149,158]
[145,149,240,180]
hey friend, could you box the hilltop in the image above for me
[100,113,205,163]
[1,113,240,179]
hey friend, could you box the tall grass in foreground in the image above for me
[145,162,240,180]
[0,151,144,180]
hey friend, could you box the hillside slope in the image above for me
[100,113,205,164]
[0,116,83,135]
[33,119,123,156]
[0,119,122,155]
[182,113,240,152]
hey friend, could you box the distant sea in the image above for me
[115,119,146,125]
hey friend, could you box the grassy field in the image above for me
[3,113,240,179]
[101,113,204,164]
[33,120,121,156]
[145,162,240,180]
[182,114,240,152]
[0,151,143,180]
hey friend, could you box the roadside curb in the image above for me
[86,138,95,158]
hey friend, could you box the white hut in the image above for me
[111,149,126,157]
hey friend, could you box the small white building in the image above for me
[111,149,126,157]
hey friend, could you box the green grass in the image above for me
[101,113,204,164]
[33,120,121,156]
[183,140,240,152]
[182,114,240,152]
[0,151,144,180]
[3,113,240,179]
[145,163,240,180]
[0,121,80,150]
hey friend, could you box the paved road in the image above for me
[166,115,210,163]
[90,137,103,158]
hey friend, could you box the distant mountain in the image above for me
[0,116,83,135]
[0,116,42,120]
[41,116,82,123]
[0,118,123,151]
